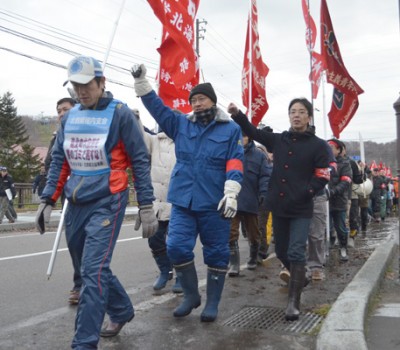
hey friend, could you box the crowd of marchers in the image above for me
[1,56,398,350]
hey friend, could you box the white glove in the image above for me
[135,204,158,238]
[131,64,153,97]
[35,201,54,234]
[217,180,241,218]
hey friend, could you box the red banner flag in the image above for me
[301,0,325,99]
[147,0,199,86]
[370,160,377,171]
[320,0,364,138]
[158,29,199,113]
[242,0,269,126]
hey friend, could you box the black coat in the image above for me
[328,155,352,211]
[237,141,270,214]
[0,174,16,198]
[232,111,330,218]
[33,174,48,196]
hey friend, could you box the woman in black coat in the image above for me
[228,98,330,321]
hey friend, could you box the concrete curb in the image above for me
[316,237,398,350]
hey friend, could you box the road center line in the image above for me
[0,236,142,261]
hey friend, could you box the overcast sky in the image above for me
[0,0,399,144]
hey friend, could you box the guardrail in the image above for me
[14,183,137,209]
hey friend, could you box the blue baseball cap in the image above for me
[63,56,103,86]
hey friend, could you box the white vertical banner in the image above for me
[359,132,365,164]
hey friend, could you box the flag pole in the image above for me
[248,0,253,123]
[359,132,366,197]
[306,0,314,114]
[102,0,127,71]
[321,72,331,260]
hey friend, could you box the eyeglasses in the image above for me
[189,96,208,104]
[289,109,308,116]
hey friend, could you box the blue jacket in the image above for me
[237,141,270,214]
[141,91,243,211]
[42,92,154,206]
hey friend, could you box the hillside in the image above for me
[21,116,58,148]
[21,117,398,171]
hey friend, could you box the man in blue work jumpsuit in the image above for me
[132,64,244,322]
[36,56,157,349]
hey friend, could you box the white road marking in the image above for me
[374,303,400,318]
[0,236,142,261]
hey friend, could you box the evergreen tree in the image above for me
[0,91,42,182]
[0,91,30,175]
[13,144,42,182]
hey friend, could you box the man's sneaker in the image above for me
[311,269,325,281]
[279,268,290,284]
[68,290,80,305]
[348,237,355,248]
[339,247,349,262]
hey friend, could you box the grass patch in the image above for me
[312,304,331,317]
[307,304,332,336]
[367,293,381,318]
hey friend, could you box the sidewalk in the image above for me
[366,245,400,350]
[316,231,398,350]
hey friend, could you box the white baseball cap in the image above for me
[63,56,103,86]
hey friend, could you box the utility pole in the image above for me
[195,18,207,57]
[393,95,400,282]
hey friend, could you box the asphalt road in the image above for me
[1,216,398,350]
[0,222,206,331]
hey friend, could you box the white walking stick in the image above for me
[47,200,68,279]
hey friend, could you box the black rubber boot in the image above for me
[200,267,227,322]
[247,243,259,270]
[228,240,240,277]
[285,263,306,321]
[153,253,173,290]
[173,261,201,317]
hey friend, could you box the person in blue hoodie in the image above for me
[228,130,270,275]
[35,56,157,349]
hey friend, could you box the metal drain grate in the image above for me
[222,306,323,333]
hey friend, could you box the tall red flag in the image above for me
[242,0,269,126]
[320,0,364,138]
[301,0,324,99]
[158,29,199,113]
[147,0,199,86]
[147,0,200,113]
